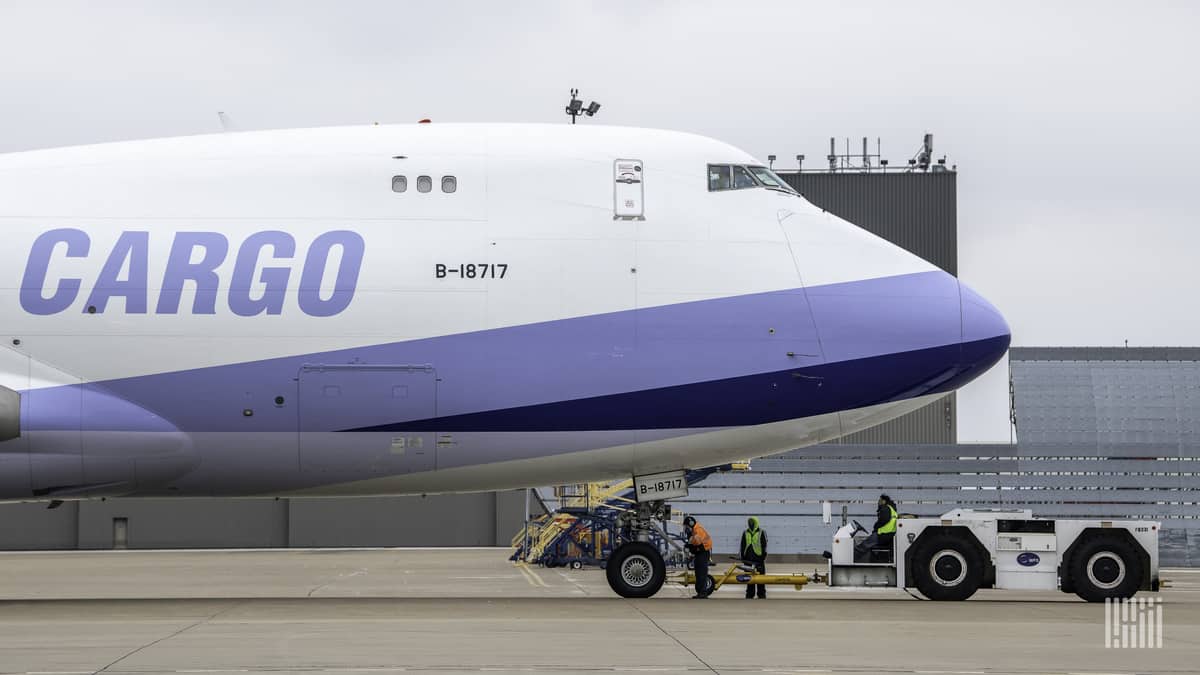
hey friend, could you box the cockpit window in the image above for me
[748,166,792,190]
[732,165,757,189]
[708,163,797,194]
[708,164,731,191]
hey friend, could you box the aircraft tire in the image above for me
[606,542,666,598]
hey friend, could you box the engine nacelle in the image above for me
[0,355,196,501]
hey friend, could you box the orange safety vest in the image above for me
[689,522,713,551]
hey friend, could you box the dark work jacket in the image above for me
[740,528,768,562]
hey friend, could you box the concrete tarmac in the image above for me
[0,549,1195,675]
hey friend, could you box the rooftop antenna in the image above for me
[820,135,884,173]
[565,88,601,124]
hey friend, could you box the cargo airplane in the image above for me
[0,123,1009,596]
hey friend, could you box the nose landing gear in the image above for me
[605,499,678,598]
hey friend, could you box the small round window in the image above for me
[391,176,407,193]
[416,175,432,193]
[441,176,457,193]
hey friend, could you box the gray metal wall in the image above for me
[782,171,958,275]
[840,392,955,444]
[1010,347,1200,566]
[0,492,529,550]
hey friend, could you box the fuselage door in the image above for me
[613,159,645,220]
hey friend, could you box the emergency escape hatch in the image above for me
[613,159,644,220]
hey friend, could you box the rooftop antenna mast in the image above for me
[790,132,946,174]
[825,136,882,172]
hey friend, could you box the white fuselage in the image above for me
[0,124,1009,500]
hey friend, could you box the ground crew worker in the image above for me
[740,516,768,599]
[683,515,713,599]
[855,493,898,559]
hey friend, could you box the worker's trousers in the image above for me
[855,532,894,562]
[744,560,766,598]
[693,549,711,596]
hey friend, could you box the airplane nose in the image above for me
[958,280,1011,375]
[802,269,995,410]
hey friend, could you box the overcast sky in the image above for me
[2,1,1197,347]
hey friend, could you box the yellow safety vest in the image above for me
[743,528,763,556]
[878,505,898,535]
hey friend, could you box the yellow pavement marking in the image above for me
[514,562,548,588]
[523,563,548,587]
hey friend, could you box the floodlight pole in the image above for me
[567,88,581,125]
[565,88,600,124]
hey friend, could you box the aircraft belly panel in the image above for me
[298,364,437,478]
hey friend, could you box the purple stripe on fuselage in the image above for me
[360,336,1009,432]
[22,270,1002,433]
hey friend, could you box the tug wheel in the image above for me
[912,533,984,601]
[1070,535,1142,602]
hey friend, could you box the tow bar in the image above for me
[682,557,828,594]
